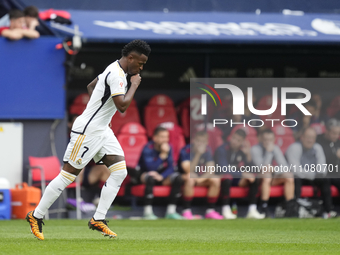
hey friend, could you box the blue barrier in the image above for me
[0,37,65,119]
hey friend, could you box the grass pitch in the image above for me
[0,218,340,255]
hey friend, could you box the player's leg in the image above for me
[27,133,96,240]
[196,178,223,219]
[88,129,127,237]
[163,173,183,219]
[239,174,264,219]
[181,174,199,219]
[271,173,294,202]
[220,176,236,219]
[259,173,272,216]
[140,172,158,219]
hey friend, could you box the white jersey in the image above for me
[72,60,127,136]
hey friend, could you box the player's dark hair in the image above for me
[234,129,247,139]
[122,40,151,57]
[9,9,24,20]
[24,6,39,18]
[260,129,274,136]
[153,126,168,136]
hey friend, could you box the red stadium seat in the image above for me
[69,93,90,115]
[144,106,178,137]
[160,122,186,162]
[119,122,146,135]
[130,185,339,199]
[272,125,293,136]
[326,95,340,117]
[117,131,148,168]
[110,101,141,134]
[147,94,174,107]
[28,156,81,219]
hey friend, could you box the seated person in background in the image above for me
[78,163,111,205]
[0,9,39,40]
[286,127,335,218]
[24,6,40,31]
[251,129,295,216]
[178,131,234,220]
[317,119,340,207]
[138,126,183,220]
[215,129,265,219]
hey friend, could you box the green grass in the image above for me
[0,219,340,255]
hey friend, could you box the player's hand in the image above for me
[196,144,206,155]
[130,74,141,87]
[154,172,164,182]
[336,148,340,159]
[264,143,274,152]
[160,143,170,153]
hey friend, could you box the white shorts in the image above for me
[63,128,124,169]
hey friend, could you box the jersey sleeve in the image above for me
[105,72,126,97]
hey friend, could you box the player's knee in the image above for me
[172,173,183,186]
[111,168,127,183]
[262,178,272,185]
[145,174,156,186]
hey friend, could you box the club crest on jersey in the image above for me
[76,159,82,165]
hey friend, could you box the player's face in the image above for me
[301,129,316,149]
[127,52,148,75]
[262,133,275,147]
[153,130,169,146]
[230,134,244,150]
[193,135,208,150]
[10,17,26,29]
[327,126,340,143]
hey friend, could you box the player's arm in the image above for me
[87,77,98,98]
[1,29,23,40]
[113,74,141,113]
[21,29,40,39]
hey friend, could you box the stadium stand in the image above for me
[144,105,178,137]
[326,95,340,118]
[131,185,339,199]
[271,125,295,153]
[256,95,282,121]
[69,93,89,115]
[116,122,147,168]
[28,156,81,219]
[110,99,141,134]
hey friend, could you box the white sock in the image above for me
[222,205,231,214]
[93,161,127,220]
[166,204,176,214]
[144,205,153,215]
[206,208,215,214]
[248,204,257,212]
[33,170,76,219]
[183,208,191,214]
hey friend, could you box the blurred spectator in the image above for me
[78,164,111,204]
[24,6,40,31]
[0,9,39,40]
[317,119,340,202]
[214,129,265,219]
[251,129,295,216]
[138,126,183,220]
[291,99,325,138]
[178,131,235,220]
[286,127,335,218]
